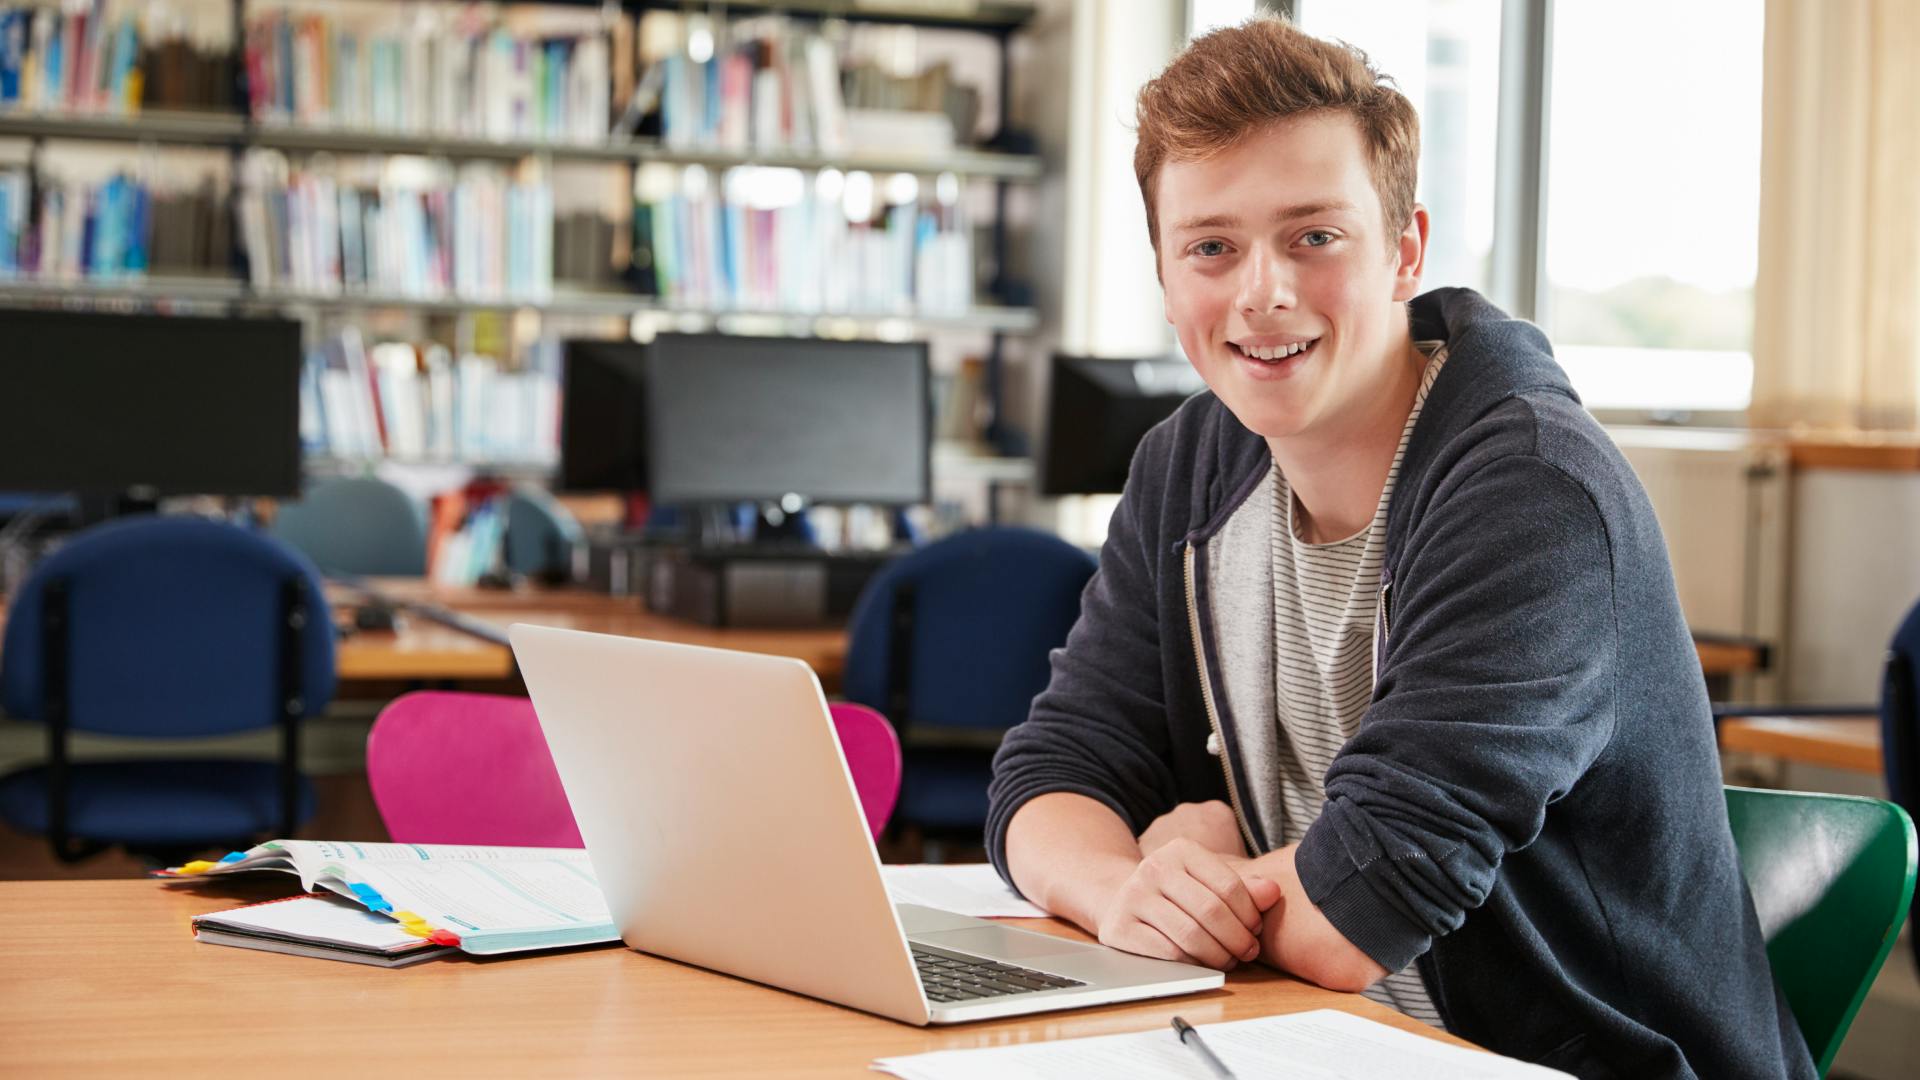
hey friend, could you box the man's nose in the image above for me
[1234,247,1296,316]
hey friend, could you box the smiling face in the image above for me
[1156,112,1428,446]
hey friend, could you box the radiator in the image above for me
[1609,427,1791,703]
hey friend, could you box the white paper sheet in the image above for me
[871,1009,1575,1080]
[880,864,1047,918]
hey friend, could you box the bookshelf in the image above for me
[0,111,1044,178]
[0,0,1046,501]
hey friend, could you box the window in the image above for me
[1297,0,1503,297]
[1544,0,1763,416]
[1189,0,1259,39]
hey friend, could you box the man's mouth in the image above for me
[1229,337,1320,363]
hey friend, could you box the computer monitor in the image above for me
[558,338,650,494]
[0,308,302,498]
[1041,354,1206,496]
[644,334,930,507]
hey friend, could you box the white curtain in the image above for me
[1750,0,1920,430]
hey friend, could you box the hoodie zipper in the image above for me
[1184,540,1259,855]
[1372,564,1394,691]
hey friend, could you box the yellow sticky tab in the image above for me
[175,861,218,875]
[391,911,435,937]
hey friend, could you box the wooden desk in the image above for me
[0,880,1471,1076]
[1719,716,1883,775]
[328,579,849,689]
[1694,638,1767,679]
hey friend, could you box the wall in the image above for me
[1787,469,1920,702]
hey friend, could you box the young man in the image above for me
[987,18,1813,1078]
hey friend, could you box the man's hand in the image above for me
[1239,845,1390,992]
[1093,837,1281,970]
[1137,800,1248,859]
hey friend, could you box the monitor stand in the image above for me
[72,491,158,529]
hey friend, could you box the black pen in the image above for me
[1172,1015,1238,1079]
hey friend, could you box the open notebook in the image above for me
[160,841,618,955]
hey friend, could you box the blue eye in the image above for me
[1302,231,1335,247]
[1192,239,1229,258]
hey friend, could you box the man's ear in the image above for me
[1390,204,1430,302]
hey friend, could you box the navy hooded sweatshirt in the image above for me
[987,288,1813,1079]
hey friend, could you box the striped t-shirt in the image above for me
[1267,342,1448,1027]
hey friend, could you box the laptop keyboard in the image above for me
[911,944,1086,1004]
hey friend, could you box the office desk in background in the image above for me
[1718,716,1883,775]
[332,578,851,689]
[0,880,1475,1077]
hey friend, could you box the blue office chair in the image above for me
[504,485,583,582]
[843,527,1096,843]
[0,516,336,862]
[1883,599,1920,973]
[270,475,428,576]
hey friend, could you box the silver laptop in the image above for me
[509,623,1223,1025]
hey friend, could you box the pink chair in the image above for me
[366,691,902,845]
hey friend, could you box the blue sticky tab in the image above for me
[219,851,247,863]
[348,883,391,912]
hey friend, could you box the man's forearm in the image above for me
[1238,844,1388,992]
[1004,793,1142,933]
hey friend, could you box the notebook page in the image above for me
[880,864,1047,918]
[872,1009,1574,1080]
[319,856,613,935]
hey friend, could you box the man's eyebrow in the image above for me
[1168,201,1362,233]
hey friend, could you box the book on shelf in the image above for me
[192,892,458,968]
[244,2,611,145]
[161,840,619,957]
[0,0,233,115]
[238,148,554,301]
[301,327,560,469]
[632,161,973,317]
[0,159,229,281]
[638,11,1000,160]
[425,481,516,587]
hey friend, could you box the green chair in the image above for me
[1725,785,1917,1076]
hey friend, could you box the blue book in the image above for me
[0,178,15,274]
[80,187,99,276]
[545,39,566,135]
[723,201,746,306]
[126,181,149,273]
[108,15,134,110]
[0,12,24,104]
[45,15,63,107]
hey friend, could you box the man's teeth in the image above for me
[1241,339,1316,361]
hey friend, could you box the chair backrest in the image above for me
[842,527,1097,733]
[270,476,428,577]
[367,692,902,845]
[368,691,583,847]
[0,515,337,735]
[830,701,902,839]
[504,485,583,579]
[1724,785,1917,1076]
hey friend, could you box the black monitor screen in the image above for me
[645,334,929,505]
[1042,355,1205,496]
[0,308,302,497]
[558,338,649,493]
